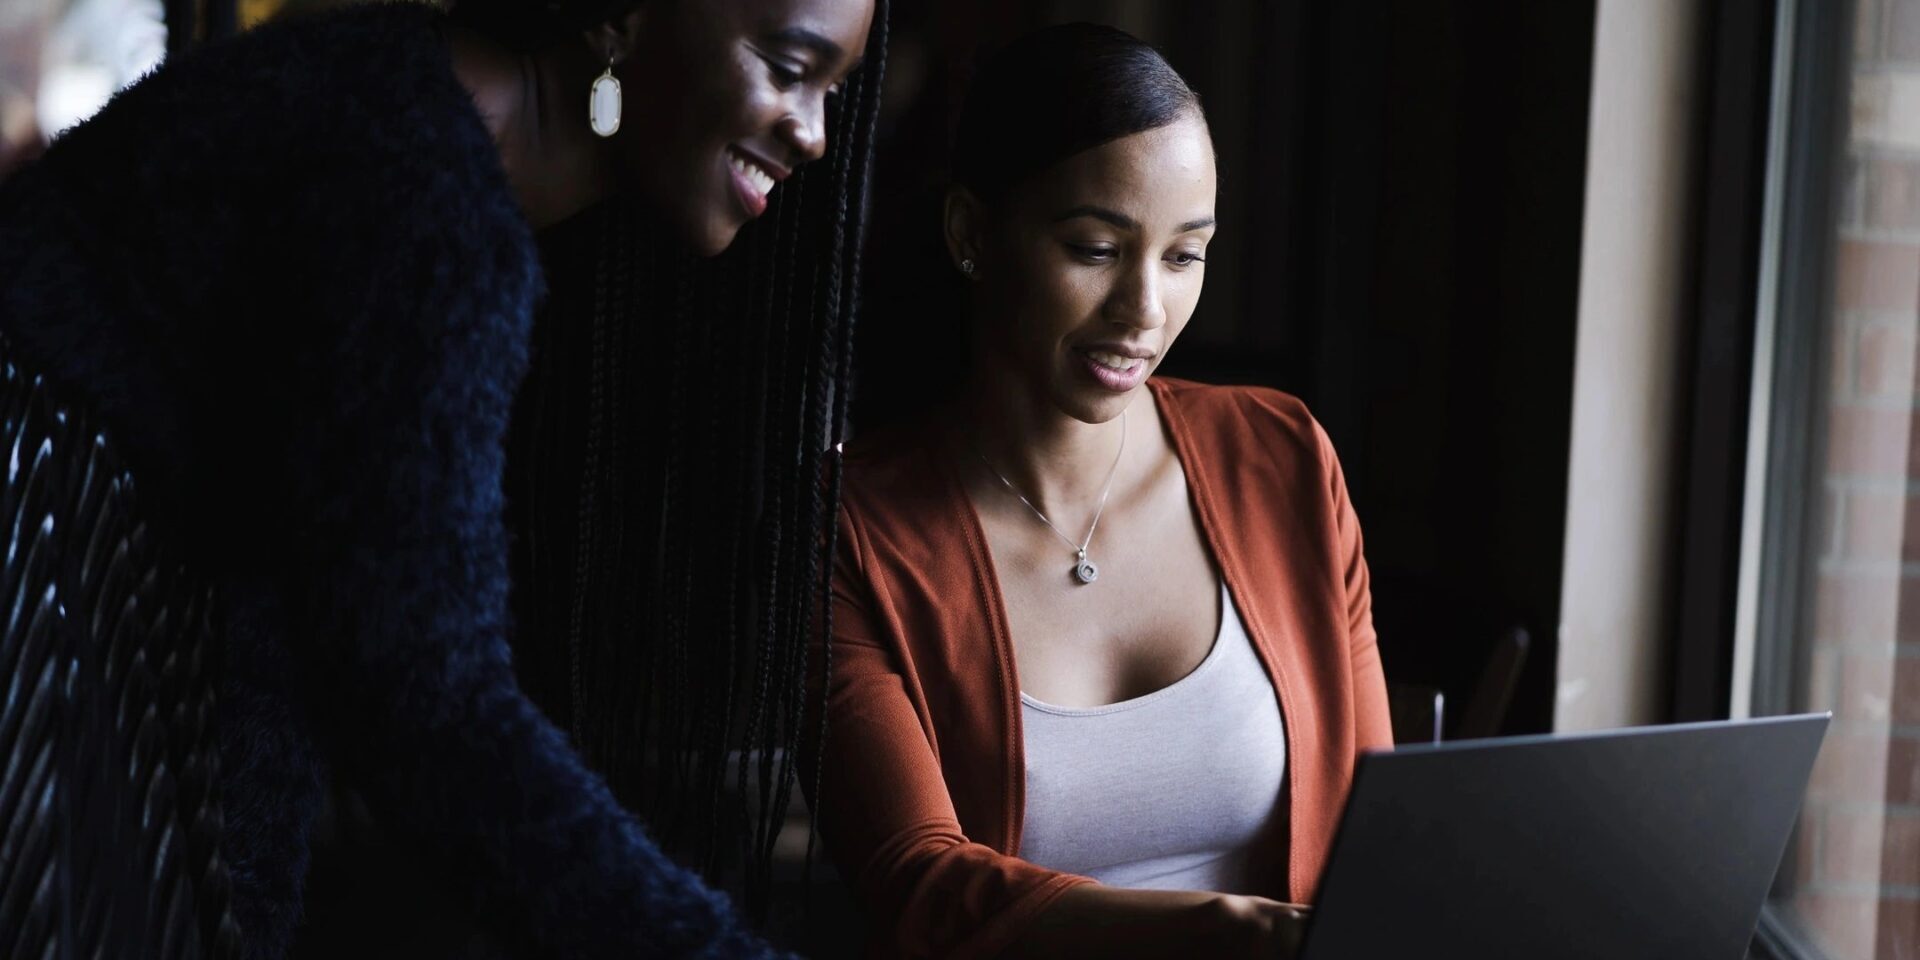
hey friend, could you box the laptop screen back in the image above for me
[1300,714,1829,960]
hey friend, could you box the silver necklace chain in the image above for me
[975,411,1127,585]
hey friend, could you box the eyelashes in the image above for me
[1065,244,1209,267]
[762,56,847,102]
[765,59,804,89]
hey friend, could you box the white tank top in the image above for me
[1017,583,1287,892]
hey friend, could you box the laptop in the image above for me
[1298,713,1830,960]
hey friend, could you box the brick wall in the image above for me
[1790,1,1920,956]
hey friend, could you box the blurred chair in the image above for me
[1386,625,1532,745]
[1457,626,1530,741]
[0,337,239,958]
[1387,683,1446,745]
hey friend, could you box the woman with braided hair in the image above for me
[0,0,885,956]
[496,0,893,933]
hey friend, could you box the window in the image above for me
[1743,0,1920,957]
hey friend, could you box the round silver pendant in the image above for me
[1073,557,1099,584]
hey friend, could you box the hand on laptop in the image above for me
[1005,887,1311,958]
[1214,894,1312,958]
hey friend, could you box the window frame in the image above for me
[1719,0,1857,955]
[1668,0,1788,724]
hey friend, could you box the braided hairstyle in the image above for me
[468,0,891,920]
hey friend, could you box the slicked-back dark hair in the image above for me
[951,22,1202,203]
[852,21,1201,434]
[496,0,891,922]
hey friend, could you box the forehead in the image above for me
[731,0,874,61]
[1021,115,1217,228]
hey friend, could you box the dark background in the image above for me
[854,0,1599,736]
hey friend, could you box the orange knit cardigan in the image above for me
[807,378,1391,959]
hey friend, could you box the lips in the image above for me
[1076,345,1152,392]
[726,147,784,219]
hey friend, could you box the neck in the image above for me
[960,358,1134,518]
[448,26,617,231]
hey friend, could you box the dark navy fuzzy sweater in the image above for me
[0,5,784,958]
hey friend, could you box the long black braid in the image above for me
[805,0,888,898]
[499,0,892,923]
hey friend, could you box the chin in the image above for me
[692,226,738,258]
[682,209,743,258]
[1054,387,1132,426]
[653,191,742,257]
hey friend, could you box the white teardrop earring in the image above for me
[589,54,622,138]
[960,258,976,277]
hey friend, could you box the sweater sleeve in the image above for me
[1313,418,1392,753]
[804,505,1094,960]
[266,188,786,958]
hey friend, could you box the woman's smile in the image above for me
[1075,343,1155,392]
[726,145,784,217]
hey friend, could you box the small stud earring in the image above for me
[589,53,622,138]
[960,258,976,277]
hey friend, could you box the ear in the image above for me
[943,185,985,278]
[584,6,652,65]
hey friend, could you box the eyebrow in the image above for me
[1055,205,1217,234]
[769,27,848,65]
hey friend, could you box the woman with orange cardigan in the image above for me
[808,23,1391,959]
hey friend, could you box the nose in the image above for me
[1106,255,1168,331]
[776,94,830,165]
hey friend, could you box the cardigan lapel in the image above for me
[1151,378,1309,900]
[944,454,1028,855]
